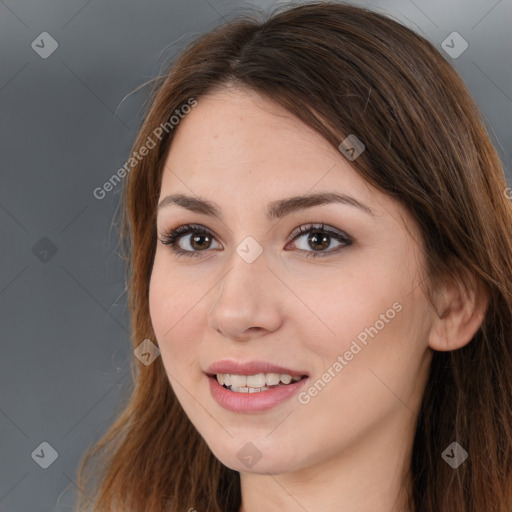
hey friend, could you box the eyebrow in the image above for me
[157,191,375,220]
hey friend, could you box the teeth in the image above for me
[265,373,281,386]
[227,385,273,393]
[246,374,266,387]
[280,374,292,384]
[229,374,248,387]
[215,372,302,389]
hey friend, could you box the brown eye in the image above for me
[289,223,352,258]
[306,231,331,251]
[188,233,213,251]
[159,224,221,258]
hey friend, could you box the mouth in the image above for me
[204,359,309,413]
[205,360,309,392]
[209,372,309,393]
[206,372,309,413]
[204,361,310,413]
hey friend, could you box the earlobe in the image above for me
[427,269,489,352]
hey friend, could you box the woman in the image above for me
[75,2,512,511]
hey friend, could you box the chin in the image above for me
[206,437,304,475]
[222,454,297,475]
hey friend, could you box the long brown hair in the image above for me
[74,2,512,511]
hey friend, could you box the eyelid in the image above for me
[159,221,353,258]
[288,222,350,241]
[158,223,221,249]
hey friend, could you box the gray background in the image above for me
[1,0,510,510]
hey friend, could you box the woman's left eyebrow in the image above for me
[156,191,375,220]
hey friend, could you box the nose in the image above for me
[207,247,283,341]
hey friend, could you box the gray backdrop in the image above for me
[1,0,511,510]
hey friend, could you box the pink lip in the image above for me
[205,360,308,378]
[207,374,309,413]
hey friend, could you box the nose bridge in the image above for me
[207,242,282,338]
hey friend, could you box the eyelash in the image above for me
[158,222,353,260]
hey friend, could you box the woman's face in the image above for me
[149,87,435,475]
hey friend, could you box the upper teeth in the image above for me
[216,373,302,387]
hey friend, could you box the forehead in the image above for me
[162,88,368,196]
[158,87,407,228]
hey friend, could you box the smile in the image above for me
[215,372,303,392]
[207,373,309,412]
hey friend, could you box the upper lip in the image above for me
[205,360,308,378]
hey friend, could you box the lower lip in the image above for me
[207,374,309,413]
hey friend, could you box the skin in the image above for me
[149,86,486,512]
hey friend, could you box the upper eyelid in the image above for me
[162,222,350,246]
[290,223,349,238]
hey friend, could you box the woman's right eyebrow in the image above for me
[156,192,376,221]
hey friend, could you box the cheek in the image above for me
[149,251,199,335]
[148,265,213,426]
[289,262,406,352]
[290,257,423,405]
[148,260,199,371]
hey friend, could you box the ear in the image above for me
[428,264,489,352]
